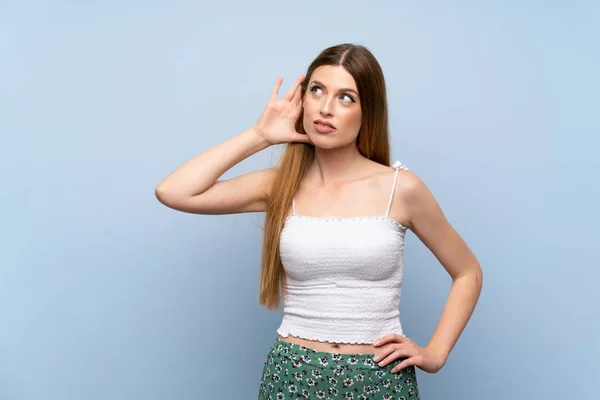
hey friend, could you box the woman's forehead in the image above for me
[309,66,358,92]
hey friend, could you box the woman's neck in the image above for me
[309,143,367,186]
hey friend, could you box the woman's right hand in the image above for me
[252,75,312,146]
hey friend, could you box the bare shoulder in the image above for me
[392,169,451,236]
[388,166,438,230]
[360,159,401,181]
[389,166,481,282]
[364,159,416,187]
[393,168,424,196]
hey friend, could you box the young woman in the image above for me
[155,43,482,399]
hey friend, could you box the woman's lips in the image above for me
[314,120,336,133]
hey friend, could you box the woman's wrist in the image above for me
[236,127,271,155]
[246,126,273,150]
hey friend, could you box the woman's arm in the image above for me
[155,75,309,215]
[155,128,275,214]
[373,171,483,374]
[405,171,483,362]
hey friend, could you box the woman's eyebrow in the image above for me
[310,80,358,96]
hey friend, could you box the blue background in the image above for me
[1,1,598,398]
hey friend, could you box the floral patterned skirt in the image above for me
[258,337,420,399]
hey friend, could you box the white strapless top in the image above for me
[276,161,409,344]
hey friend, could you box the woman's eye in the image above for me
[310,86,355,103]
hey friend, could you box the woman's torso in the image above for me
[277,334,378,354]
[277,160,410,355]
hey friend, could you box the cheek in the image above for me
[302,97,317,115]
[302,99,318,127]
[341,108,362,131]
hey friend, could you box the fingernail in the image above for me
[373,356,379,361]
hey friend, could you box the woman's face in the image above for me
[302,65,362,149]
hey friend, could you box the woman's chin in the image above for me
[307,135,334,149]
[309,137,354,151]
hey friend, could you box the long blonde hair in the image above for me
[259,43,392,310]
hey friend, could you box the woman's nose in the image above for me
[320,97,334,117]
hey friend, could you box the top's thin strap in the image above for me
[292,199,296,215]
[385,167,401,217]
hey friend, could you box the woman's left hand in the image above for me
[372,334,446,374]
